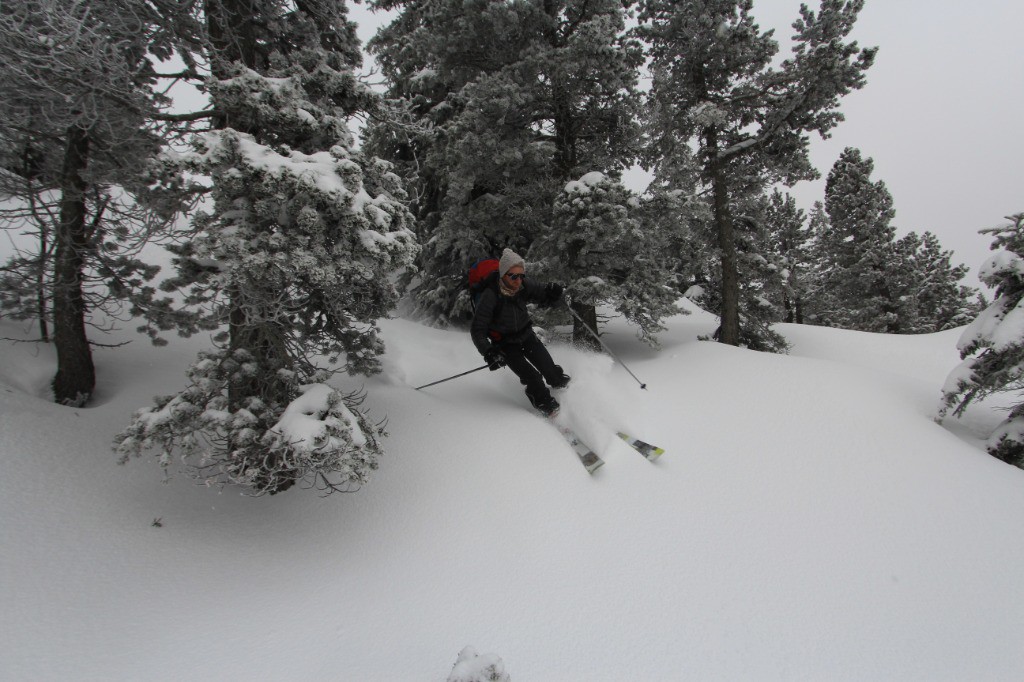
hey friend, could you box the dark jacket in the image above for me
[471,276,558,355]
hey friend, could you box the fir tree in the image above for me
[814,147,900,331]
[699,189,790,351]
[0,0,197,405]
[809,147,892,329]
[116,0,418,495]
[810,147,977,333]
[896,231,979,332]
[762,190,813,324]
[638,0,875,348]
[638,149,715,303]
[368,0,656,345]
[534,172,682,348]
[939,213,1024,469]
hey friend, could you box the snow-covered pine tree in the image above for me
[809,147,977,334]
[115,0,418,495]
[895,231,979,333]
[812,147,900,331]
[697,187,790,352]
[366,0,551,325]
[637,0,875,348]
[447,646,511,682]
[801,200,831,325]
[368,0,648,344]
[636,147,716,304]
[534,171,681,348]
[762,190,813,324]
[939,213,1024,469]
[0,0,197,404]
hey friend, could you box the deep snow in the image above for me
[2,302,1023,681]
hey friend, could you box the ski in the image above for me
[550,416,604,473]
[617,432,664,461]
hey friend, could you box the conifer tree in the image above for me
[638,0,875,348]
[940,213,1024,469]
[368,0,657,345]
[115,0,418,495]
[699,189,790,351]
[534,172,682,348]
[639,150,715,302]
[0,0,197,405]
[762,190,813,324]
[813,146,900,331]
[809,147,977,333]
[895,231,979,332]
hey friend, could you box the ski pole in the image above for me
[565,304,648,390]
[414,364,490,390]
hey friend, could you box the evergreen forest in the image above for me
[3,0,1019,492]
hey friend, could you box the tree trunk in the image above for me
[51,125,95,405]
[707,130,740,346]
[21,148,50,342]
[571,300,601,351]
[208,0,295,494]
[206,0,260,81]
[37,225,49,342]
[549,71,593,349]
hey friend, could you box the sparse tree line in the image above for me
[0,0,1011,492]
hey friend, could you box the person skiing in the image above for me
[471,248,570,416]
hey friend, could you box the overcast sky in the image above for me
[348,0,1021,287]
[754,0,1023,288]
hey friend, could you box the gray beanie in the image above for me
[498,248,525,278]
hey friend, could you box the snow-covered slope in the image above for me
[2,305,1023,681]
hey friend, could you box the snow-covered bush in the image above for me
[446,646,511,682]
[116,349,384,494]
[939,213,1024,468]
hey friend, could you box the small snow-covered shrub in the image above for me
[115,348,384,495]
[447,646,511,682]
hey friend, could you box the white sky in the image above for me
[754,0,1024,288]
[349,0,1024,288]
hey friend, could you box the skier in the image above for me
[471,248,570,416]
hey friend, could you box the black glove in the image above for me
[545,282,564,303]
[484,347,506,371]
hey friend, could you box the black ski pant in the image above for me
[499,331,563,407]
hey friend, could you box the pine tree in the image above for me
[367,0,555,325]
[367,0,655,345]
[813,147,900,331]
[809,147,977,333]
[637,0,875,348]
[762,190,813,324]
[534,172,682,347]
[897,231,979,332]
[699,188,790,351]
[801,200,831,325]
[115,0,418,495]
[939,213,1024,469]
[638,148,715,305]
[0,0,196,405]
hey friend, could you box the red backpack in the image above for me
[468,258,500,311]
